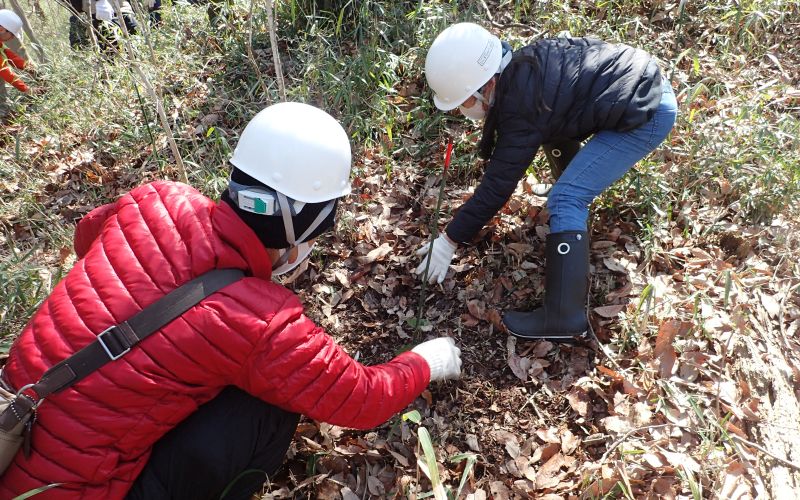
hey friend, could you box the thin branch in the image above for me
[7,0,48,63]
[265,0,285,101]
[246,0,270,98]
[599,424,682,464]
[730,434,800,472]
[414,141,453,339]
[109,0,188,183]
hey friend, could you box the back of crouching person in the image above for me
[0,102,462,500]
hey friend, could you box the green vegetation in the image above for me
[2,0,799,497]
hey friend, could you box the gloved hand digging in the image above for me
[412,337,462,381]
[415,233,457,284]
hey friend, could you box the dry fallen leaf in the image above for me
[359,242,393,264]
[641,452,665,468]
[535,452,567,490]
[654,320,680,378]
[489,480,511,499]
[758,290,780,319]
[506,438,521,459]
[561,429,580,455]
[593,304,626,318]
[658,448,701,473]
[603,256,632,274]
[600,415,632,434]
[566,387,592,418]
[582,477,619,498]
[507,336,533,381]
[340,486,360,500]
[467,299,487,320]
[366,475,385,496]
[532,442,561,464]
[719,461,752,500]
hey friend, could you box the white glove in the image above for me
[415,234,457,284]
[95,0,114,21]
[412,337,462,382]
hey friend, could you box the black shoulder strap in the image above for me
[28,268,245,400]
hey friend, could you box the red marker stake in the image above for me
[415,140,454,337]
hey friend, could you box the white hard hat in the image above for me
[230,102,352,204]
[425,22,503,111]
[0,9,23,39]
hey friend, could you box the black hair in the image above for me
[478,46,545,160]
[478,85,501,160]
[222,167,338,249]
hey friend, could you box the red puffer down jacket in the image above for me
[0,181,430,499]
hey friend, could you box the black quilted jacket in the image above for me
[446,37,663,243]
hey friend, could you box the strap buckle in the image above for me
[97,326,131,360]
[15,383,45,409]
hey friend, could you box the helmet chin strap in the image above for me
[273,192,335,268]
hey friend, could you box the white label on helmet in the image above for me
[237,189,277,215]
[477,40,494,67]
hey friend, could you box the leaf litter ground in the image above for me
[3,62,799,500]
[264,133,800,498]
[2,3,800,498]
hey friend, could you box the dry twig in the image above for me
[265,0,285,101]
[731,434,800,472]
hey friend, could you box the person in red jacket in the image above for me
[0,9,30,94]
[0,102,462,499]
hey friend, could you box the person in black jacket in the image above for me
[417,22,677,342]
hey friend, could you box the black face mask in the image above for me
[222,168,338,249]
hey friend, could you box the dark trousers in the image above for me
[150,0,163,27]
[188,0,233,27]
[68,0,139,51]
[126,387,299,500]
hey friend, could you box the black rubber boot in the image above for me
[542,139,582,181]
[503,231,589,342]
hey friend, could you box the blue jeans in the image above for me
[547,81,678,232]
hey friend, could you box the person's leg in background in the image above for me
[149,0,162,27]
[68,0,89,48]
[542,138,582,181]
[207,0,233,27]
[68,15,87,48]
[118,1,139,35]
[525,139,583,196]
[92,18,116,54]
[126,387,299,500]
[504,81,678,341]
